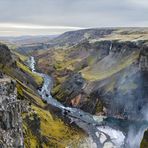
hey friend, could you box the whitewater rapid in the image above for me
[27,56,147,148]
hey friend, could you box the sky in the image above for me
[0,0,148,36]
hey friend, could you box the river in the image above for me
[27,56,148,148]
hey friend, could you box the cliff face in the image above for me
[53,72,85,102]
[0,44,13,67]
[0,74,24,147]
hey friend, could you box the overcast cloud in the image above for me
[0,0,148,36]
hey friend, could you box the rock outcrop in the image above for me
[52,72,85,102]
[0,75,24,147]
[139,47,148,71]
[0,44,13,67]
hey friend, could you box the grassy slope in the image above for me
[23,104,83,148]
[81,51,140,81]
[16,75,83,147]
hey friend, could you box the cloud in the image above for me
[0,23,84,36]
[0,0,148,35]
[0,23,83,30]
[128,0,148,8]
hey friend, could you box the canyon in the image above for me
[0,28,148,148]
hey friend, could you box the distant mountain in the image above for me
[48,27,148,46]
[19,28,115,54]
[49,28,115,46]
[0,35,59,54]
[0,35,58,45]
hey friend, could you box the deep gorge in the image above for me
[0,28,148,148]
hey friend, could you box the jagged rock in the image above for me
[139,47,148,71]
[0,71,4,78]
[110,41,138,54]
[0,76,25,147]
[52,72,85,104]
[0,44,13,66]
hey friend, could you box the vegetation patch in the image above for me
[81,51,139,81]
[23,105,84,148]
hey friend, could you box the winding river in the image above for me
[28,56,148,148]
